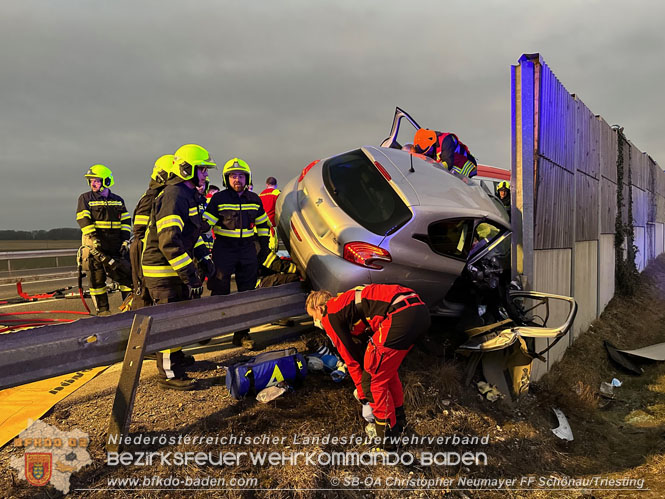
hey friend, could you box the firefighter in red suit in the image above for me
[413,128,478,177]
[306,284,430,444]
[259,176,280,252]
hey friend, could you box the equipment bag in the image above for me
[226,348,307,400]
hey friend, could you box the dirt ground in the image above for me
[1,258,665,498]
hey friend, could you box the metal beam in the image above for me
[0,282,306,389]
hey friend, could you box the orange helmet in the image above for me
[413,128,438,153]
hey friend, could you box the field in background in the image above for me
[0,240,80,251]
[0,240,79,272]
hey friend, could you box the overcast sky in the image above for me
[2,0,664,230]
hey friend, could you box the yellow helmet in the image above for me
[497,181,510,192]
[84,164,114,188]
[222,157,252,187]
[172,144,217,182]
[152,154,173,184]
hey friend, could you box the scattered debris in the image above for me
[256,382,293,403]
[599,381,615,399]
[477,381,503,402]
[604,341,644,375]
[551,408,574,441]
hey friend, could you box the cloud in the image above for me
[1,0,664,228]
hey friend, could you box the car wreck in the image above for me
[275,107,577,399]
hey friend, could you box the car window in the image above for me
[427,219,474,259]
[322,150,412,236]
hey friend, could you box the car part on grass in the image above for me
[458,291,577,401]
[551,408,574,441]
[615,342,665,362]
[604,341,645,375]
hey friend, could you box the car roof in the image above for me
[362,146,509,224]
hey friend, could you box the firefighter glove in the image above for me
[197,254,215,279]
[187,284,204,299]
[120,240,130,256]
[91,237,102,250]
[362,403,375,423]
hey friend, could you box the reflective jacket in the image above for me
[434,132,477,177]
[202,188,271,250]
[132,179,165,242]
[259,187,280,226]
[76,190,130,252]
[322,284,417,395]
[141,182,208,288]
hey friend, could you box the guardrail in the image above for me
[0,282,306,389]
[0,249,78,272]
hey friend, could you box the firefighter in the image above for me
[142,144,216,390]
[259,177,280,252]
[496,181,511,212]
[413,128,478,178]
[76,164,133,316]
[203,158,271,348]
[257,248,299,288]
[129,154,172,310]
[306,284,431,447]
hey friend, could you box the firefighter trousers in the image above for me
[208,241,258,296]
[148,282,190,380]
[87,253,132,312]
[361,302,430,428]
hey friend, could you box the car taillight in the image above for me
[373,161,391,181]
[298,160,320,183]
[290,220,302,242]
[343,242,392,270]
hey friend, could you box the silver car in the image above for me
[275,141,511,317]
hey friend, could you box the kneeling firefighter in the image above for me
[76,164,133,316]
[141,144,216,390]
[306,284,431,447]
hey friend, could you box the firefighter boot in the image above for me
[92,293,111,316]
[395,405,407,435]
[232,329,255,350]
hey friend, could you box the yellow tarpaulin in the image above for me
[0,367,107,448]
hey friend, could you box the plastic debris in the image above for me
[477,381,503,402]
[599,381,615,399]
[362,403,375,423]
[551,408,574,441]
[305,355,325,372]
[256,382,292,403]
[611,378,622,387]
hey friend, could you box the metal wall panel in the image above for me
[576,172,599,241]
[535,157,575,249]
[599,117,617,183]
[634,226,646,271]
[538,63,574,172]
[598,235,615,314]
[632,186,648,227]
[573,99,599,178]
[600,176,617,234]
[532,249,572,380]
[573,241,598,340]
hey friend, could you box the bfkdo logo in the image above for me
[25,453,52,486]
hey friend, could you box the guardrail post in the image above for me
[106,314,152,453]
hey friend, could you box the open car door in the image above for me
[380,106,422,149]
